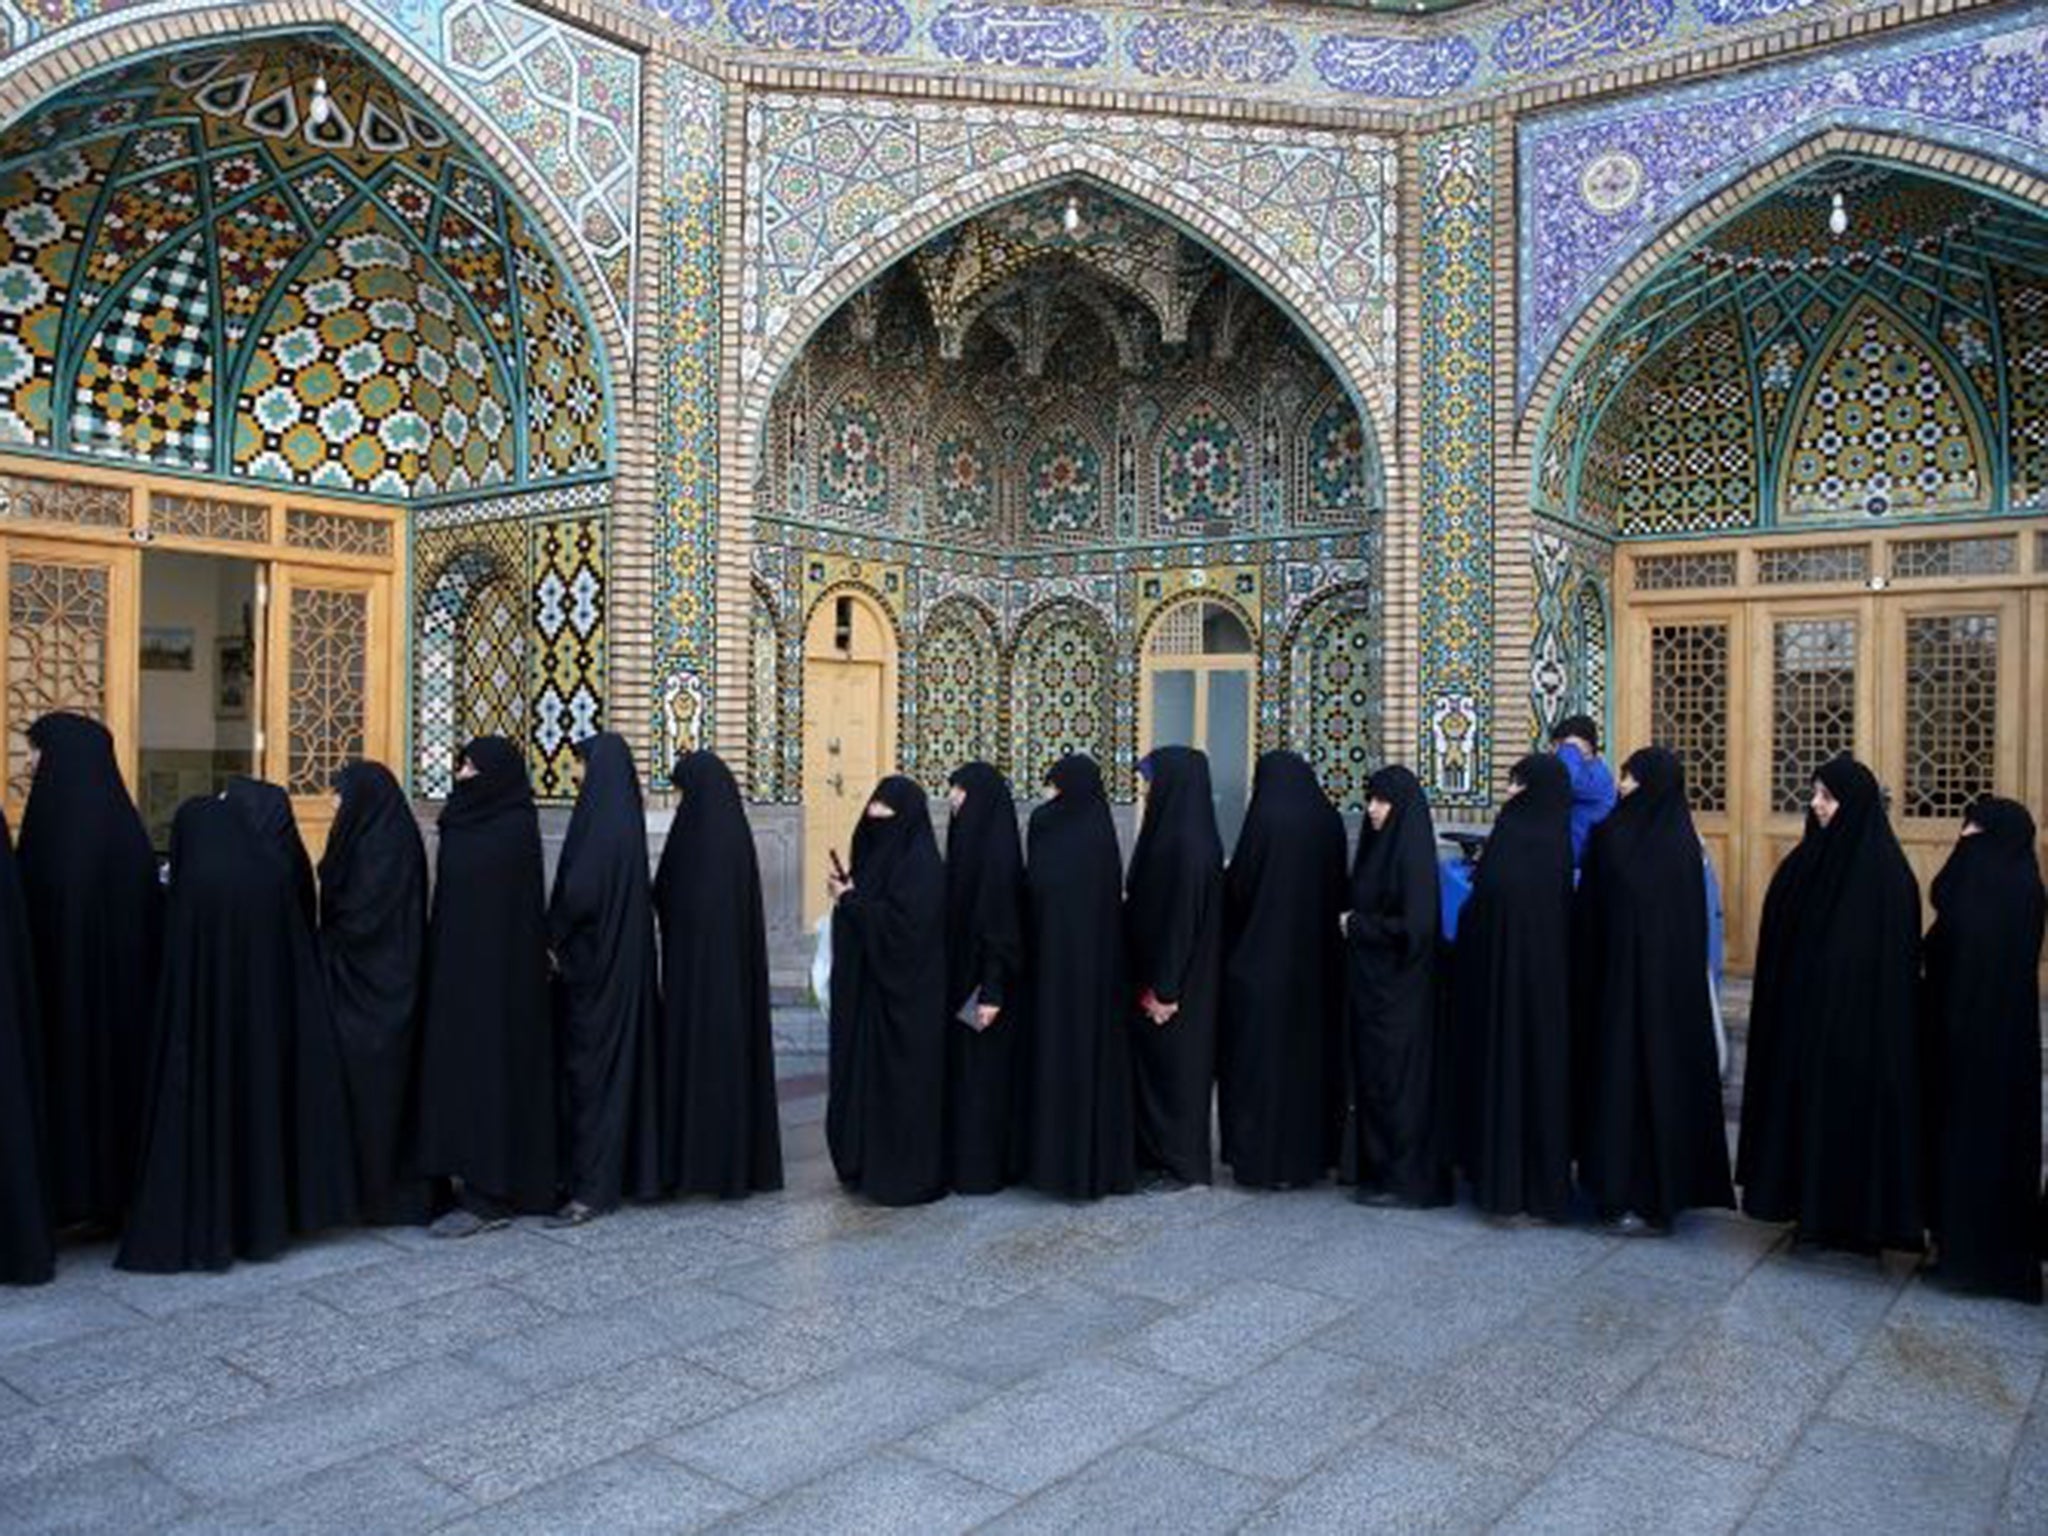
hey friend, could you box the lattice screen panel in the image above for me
[1770,616,1859,814]
[1902,612,1999,820]
[1649,621,1731,815]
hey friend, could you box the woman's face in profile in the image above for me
[1810,780,1839,827]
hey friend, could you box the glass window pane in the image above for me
[1150,669,1196,749]
[1202,605,1252,655]
[1206,668,1251,852]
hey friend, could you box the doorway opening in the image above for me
[802,590,898,926]
[1141,598,1256,849]
[137,551,262,850]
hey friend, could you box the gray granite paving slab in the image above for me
[900,1278,1171,1387]
[1884,1274,2048,1361]
[224,1282,554,1394]
[1995,1382,2048,1535]
[1245,1212,1475,1305]
[297,1227,570,1315]
[460,1282,769,1393]
[1067,1215,1315,1307]
[676,1285,960,1393]
[659,1354,986,1498]
[435,1447,751,1534]
[1110,1277,1351,1385]
[1239,1436,1527,1534]
[1598,1210,1785,1291]
[0,1288,144,1357]
[693,1191,896,1252]
[79,1233,395,1319]
[0,1355,277,1484]
[715,1449,1011,1535]
[1147,1343,1423,1482]
[695,1229,930,1313]
[905,1353,1205,1496]
[1739,1417,2006,1535]
[1492,1427,1768,1536]
[140,1357,524,1502]
[979,1444,1274,1534]
[0,1291,323,1404]
[162,1452,473,1534]
[410,1352,753,1505]
[0,1453,196,1534]
[1715,1248,1909,1365]
[496,1229,773,1315]
[1827,1317,2044,1460]
[1612,1319,1842,1465]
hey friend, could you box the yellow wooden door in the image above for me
[265,563,392,857]
[801,591,896,928]
[0,534,139,818]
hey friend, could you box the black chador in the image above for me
[224,776,317,931]
[549,733,662,1220]
[1738,754,1924,1253]
[827,776,948,1207]
[653,751,782,1198]
[118,794,357,1272]
[1345,765,1451,1208]
[1127,746,1225,1188]
[1573,748,1734,1230]
[0,809,52,1285]
[943,762,1027,1195]
[1220,751,1345,1190]
[1021,755,1135,1200]
[18,712,161,1231]
[1923,797,2044,1303]
[1454,753,1575,1221]
[417,737,557,1226]
[319,761,433,1226]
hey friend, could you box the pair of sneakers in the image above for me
[426,1199,599,1238]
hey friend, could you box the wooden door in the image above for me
[265,564,391,856]
[0,534,138,816]
[802,593,895,928]
[1742,598,1877,961]
[1877,591,2026,910]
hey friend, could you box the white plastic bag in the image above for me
[811,909,834,1017]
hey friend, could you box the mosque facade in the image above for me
[0,0,2044,965]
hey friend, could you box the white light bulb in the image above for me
[1828,191,1848,237]
[1061,196,1081,235]
[308,73,332,129]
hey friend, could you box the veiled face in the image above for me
[1043,782,1062,802]
[948,784,967,813]
[1960,820,1982,838]
[455,757,479,783]
[1618,769,1638,797]
[1810,780,1839,827]
[1366,794,1392,831]
[23,746,36,778]
[864,799,896,820]
[1505,778,1525,801]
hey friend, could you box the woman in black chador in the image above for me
[224,776,317,931]
[0,808,52,1285]
[548,733,662,1224]
[18,712,161,1233]
[943,762,1027,1195]
[826,776,948,1207]
[1220,751,1345,1190]
[1344,765,1451,1208]
[1126,745,1225,1190]
[1020,755,1135,1200]
[1455,753,1575,1221]
[1738,754,1923,1254]
[654,751,783,1199]
[319,761,432,1226]
[1922,796,2044,1302]
[118,793,357,1272]
[417,737,556,1235]
[1573,747,1734,1234]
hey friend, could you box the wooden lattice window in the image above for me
[286,585,368,794]
[7,559,110,800]
[1648,621,1730,815]
[1902,613,1999,820]
[1770,616,1859,814]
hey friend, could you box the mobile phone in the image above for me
[829,848,848,882]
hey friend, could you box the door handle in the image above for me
[828,772,845,795]
[827,738,842,754]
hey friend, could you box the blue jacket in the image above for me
[1556,743,1617,877]
[1703,841,1724,989]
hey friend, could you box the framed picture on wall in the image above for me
[139,626,195,672]
[216,638,250,721]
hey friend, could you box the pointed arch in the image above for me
[1008,597,1115,791]
[1150,387,1253,538]
[916,596,1003,791]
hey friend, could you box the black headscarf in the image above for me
[942,762,1027,1195]
[1453,753,1575,1220]
[118,795,357,1272]
[0,807,51,1284]
[17,711,161,1230]
[1020,754,1135,1198]
[1345,764,1449,1205]
[1738,754,1924,1251]
[1218,751,1346,1188]
[318,761,431,1226]
[1126,745,1225,1184]
[827,775,947,1206]
[653,751,782,1197]
[416,736,556,1213]
[1922,795,2044,1301]
[1573,747,1732,1224]
[549,733,662,1211]
[224,776,316,931]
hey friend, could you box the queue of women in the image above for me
[1,708,2042,1306]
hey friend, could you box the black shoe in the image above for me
[546,1200,599,1229]
[1604,1211,1669,1238]
[429,1208,510,1240]
[1137,1171,1190,1195]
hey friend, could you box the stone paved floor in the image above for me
[2,1031,2044,1534]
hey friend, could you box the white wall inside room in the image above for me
[139,551,256,756]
